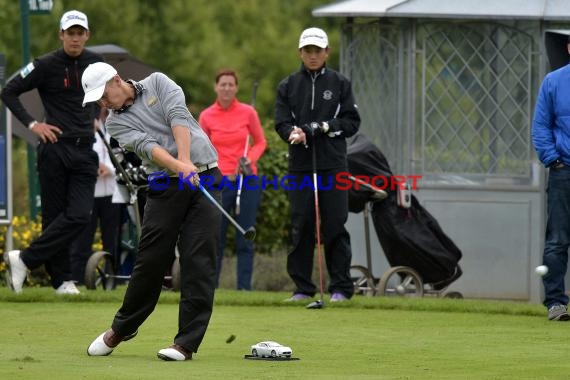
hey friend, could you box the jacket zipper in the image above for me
[74,60,80,88]
[64,67,69,88]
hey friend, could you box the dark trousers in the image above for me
[111,169,221,353]
[70,195,121,284]
[287,170,354,298]
[21,141,98,289]
[216,176,262,290]
[543,166,570,308]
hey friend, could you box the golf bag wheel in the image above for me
[377,266,424,297]
[350,264,376,296]
[443,291,463,299]
[84,251,116,291]
[252,349,258,357]
[171,257,180,292]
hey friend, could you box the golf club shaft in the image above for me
[311,129,325,304]
[235,136,249,215]
[198,183,248,236]
[96,127,142,237]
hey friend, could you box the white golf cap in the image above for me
[298,27,328,49]
[60,10,89,31]
[82,62,117,106]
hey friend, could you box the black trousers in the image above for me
[70,195,121,284]
[287,170,354,298]
[111,169,221,353]
[21,140,98,288]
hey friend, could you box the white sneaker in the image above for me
[55,281,80,295]
[4,250,28,293]
[157,345,191,361]
[87,329,138,356]
[87,331,114,356]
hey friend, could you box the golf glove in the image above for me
[301,122,329,135]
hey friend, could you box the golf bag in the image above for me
[347,132,462,289]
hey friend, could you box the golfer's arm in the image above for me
[150,146,186,174]
[172,125,191,162]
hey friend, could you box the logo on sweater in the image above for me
[147,96,158,106]
[323,90,333,100]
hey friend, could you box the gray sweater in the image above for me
[106,72,217,175]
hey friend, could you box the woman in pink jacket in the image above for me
[199,69,266,290]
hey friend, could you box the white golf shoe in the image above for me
[157,344,192,361]
[55,281,81,295]
[4,250,28,293]
[87,329,138,356]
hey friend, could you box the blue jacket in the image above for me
[532,64,570,167]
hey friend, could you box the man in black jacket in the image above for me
[275,27,360,303]
[1,10,102,294]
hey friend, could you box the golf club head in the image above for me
[244,227,256,241]
[306,299,324,309]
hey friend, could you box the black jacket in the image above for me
[1,48,103,138]
[275,64,360,172]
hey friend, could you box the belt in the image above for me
[196,162,218,173]
[57,136,95,146]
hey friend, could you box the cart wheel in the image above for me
[171,256,180,292]
[443,291,463,299]
[85,251,116,291]
[350,264,376,296]
[377,266,424,297]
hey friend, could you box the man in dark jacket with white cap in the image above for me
[275,27,361,304]
[1,10,102,295]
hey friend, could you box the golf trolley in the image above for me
[84,131,181,291]
[347,133,463,299]
[350,200,463,299]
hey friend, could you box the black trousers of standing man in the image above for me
[287,169,355,299]
[20,139,98,289]
[110,168,222,353]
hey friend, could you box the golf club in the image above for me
[96,127,143,237]
[198,182,256,241]
[235,136,249,215]
[305,123,325,310]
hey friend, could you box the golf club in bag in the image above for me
[95,127,143,237]
[198,182,256,241]
[303,122,325,310]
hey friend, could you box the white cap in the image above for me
[82,62,117,106]
[298,27,328,49]
[60,10,89,31]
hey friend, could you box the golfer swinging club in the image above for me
[82,62,221,361]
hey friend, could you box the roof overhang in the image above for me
[313,0,570,21]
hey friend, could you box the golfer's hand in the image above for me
[288,126,307,145]
[178,161,200,186]
[30,122,62,143]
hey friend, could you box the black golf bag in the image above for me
[347,133,462,289]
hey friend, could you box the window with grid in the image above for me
[417,23,534,181]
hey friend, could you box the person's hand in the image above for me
[301,122,329,136]
[288,126,307,145]
[98,163,112,177]
[30,121,62,143]
[178,160,200,186]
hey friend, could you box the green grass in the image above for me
[1,287,569,379]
